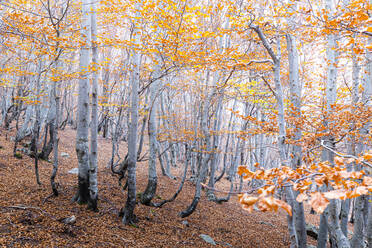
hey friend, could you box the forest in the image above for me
[0,0,371,247]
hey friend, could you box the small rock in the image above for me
[61,152,70,158]
[200,234,216,245]
[59,215,76,225]
[68,168,78,174]
[181,220,189,227]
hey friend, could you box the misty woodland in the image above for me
[0,0,371,247]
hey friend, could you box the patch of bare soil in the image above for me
[0,127,321,247]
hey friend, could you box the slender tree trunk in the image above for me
[121,3,141,224]
[74,0,91,204]
[286,23,307,247]
[322,1,349,247]
[31,64,42,185]
[88,0,99,211]
[141,79,159,205]
[180,71,214,218]
[51,59,61,196]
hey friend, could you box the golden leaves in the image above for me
[296,193,308,203]
[238,148,372,216]
[238,194,292,216]
[323,189,347,200]
[309,192,329,214]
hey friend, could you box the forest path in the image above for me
[0,127,315,247]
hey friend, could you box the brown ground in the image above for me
[0,127,321,247]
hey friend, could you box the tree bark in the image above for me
[74,0,91,205]
[88,0,99,211]
[121,3,141,224]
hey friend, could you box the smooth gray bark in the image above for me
[74,0,91,204]
[88,0,98,211]
[121,4,141,224]
[141,78,159,205]
[323,1,349,247]
[286,27,307,248]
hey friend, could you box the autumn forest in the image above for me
[0,0,371,247]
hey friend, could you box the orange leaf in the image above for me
[324,189,347,200]
[363,176,372,186]
[363,153,372,161]
[309,192,329,214]
[296,193,308,203]
[334,157,344,166]
[239,194,258,206]
[237,166,248,176]
[274,198,292,216]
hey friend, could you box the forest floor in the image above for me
[0,127,324,247]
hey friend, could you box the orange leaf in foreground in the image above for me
[296,193,308,203]
[274,198,292,216]
[363,176,372,186]
[239,194,258,207]
[237,166,248,176]
[348,186,369,198]
[363,153,372,161]
[309,192,330,214]
[323,189,347,200]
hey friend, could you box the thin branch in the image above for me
[320,140,372,168]
[201,183,268,195]
[261,76,277,97]
[250,25,279,64]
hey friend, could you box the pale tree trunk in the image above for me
[39,79,57,160]
[365,34,372,248]
[137,94,148,160]
[74,0,91,204]
[152,143,191,207]
[88,0,98,211]
[215,99,236,183]
[323,0,349,247]
[98,48,112,138]
[51,59,61,196]
[15,103,33,142]
[355,25,372,248]
[286,9,307,245]
[121,2,141,224]
[349,36,366,248]
[206,16,230,201]
[180,70,213,218]
[159,92,175,179]
[253,25,297,247]
[141,78,160,205]
[31,61,43,185]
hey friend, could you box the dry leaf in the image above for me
[309,192,329,214]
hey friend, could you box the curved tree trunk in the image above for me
[121,2,141,224]
[141,79,159,205]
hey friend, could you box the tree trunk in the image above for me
[88,0,99,211]
[74,0,91,205]
[121,3,141,223]
[141,79,159,205]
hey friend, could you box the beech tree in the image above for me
[0,1,370,247]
